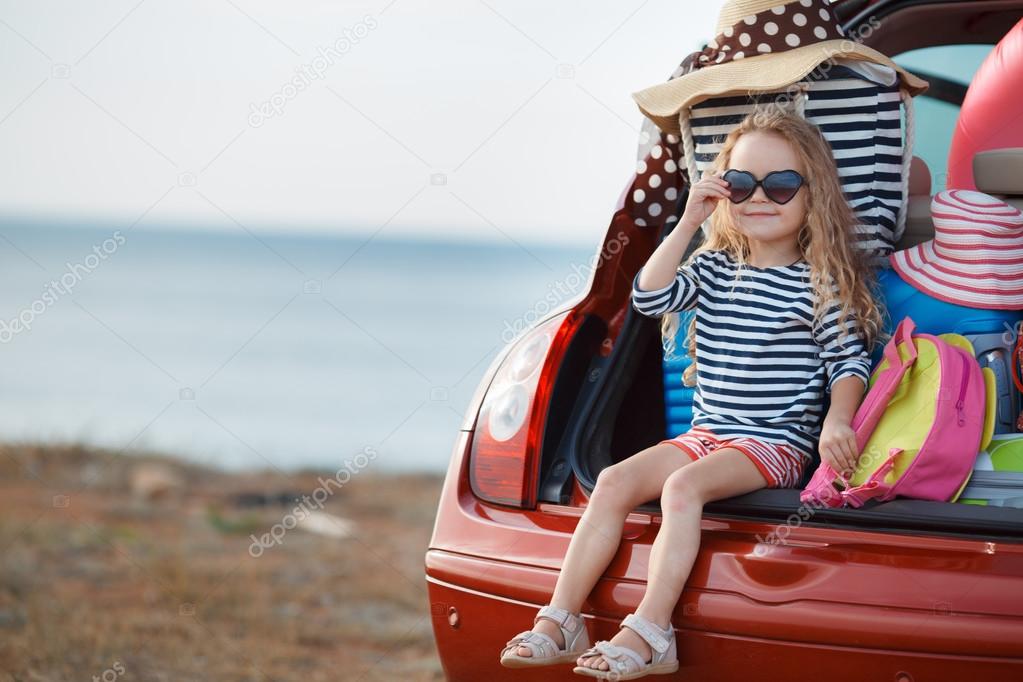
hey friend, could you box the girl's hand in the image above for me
[819,416,859,478]
[680,171,731,228]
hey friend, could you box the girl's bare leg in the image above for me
[514,443,694,657]
[579,447,769,671]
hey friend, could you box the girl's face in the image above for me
[724,131,807,248]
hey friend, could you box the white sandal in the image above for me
[573,612,679,680]
[499,604,590,668]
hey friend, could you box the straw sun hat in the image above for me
[631,0,929,136]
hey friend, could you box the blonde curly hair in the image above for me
[662,108,887,387]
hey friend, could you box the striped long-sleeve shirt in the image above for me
[631,249,872,460]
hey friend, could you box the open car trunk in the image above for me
[529,0,1023,543]
[537,230,1023,543]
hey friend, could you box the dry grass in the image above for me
[0,442,445,681]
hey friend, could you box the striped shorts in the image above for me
[658,425,808,489]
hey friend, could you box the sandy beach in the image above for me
[0,442,444,681]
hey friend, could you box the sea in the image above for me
[0,218,594,473]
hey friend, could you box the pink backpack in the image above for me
[801,316,986,509]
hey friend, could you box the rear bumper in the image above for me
[426,549,1023,682]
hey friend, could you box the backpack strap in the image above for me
[841,447,902,508]
[799,459,849,508]
[850,316,918,454]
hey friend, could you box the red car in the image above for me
[427,2,1023,679]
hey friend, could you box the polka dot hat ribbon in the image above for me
[691,0,845,69]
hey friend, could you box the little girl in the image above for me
[498,109,884,679]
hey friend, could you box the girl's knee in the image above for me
[661,468,704,511]
[590,462,638,511]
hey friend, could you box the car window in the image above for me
[894,44,994,192]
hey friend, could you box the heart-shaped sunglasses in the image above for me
[722,169,805,205]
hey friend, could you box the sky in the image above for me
[0,0,725,248]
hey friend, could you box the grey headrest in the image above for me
[974,148,1023,196]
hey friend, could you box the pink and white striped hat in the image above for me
[889,189,1023,310]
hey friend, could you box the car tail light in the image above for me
[469,310,579,508]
